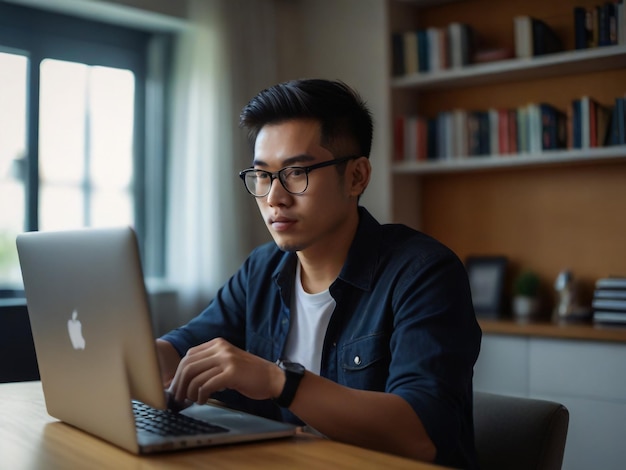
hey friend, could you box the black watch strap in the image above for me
[273,360,305,408]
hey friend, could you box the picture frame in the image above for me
[465,256,508,318]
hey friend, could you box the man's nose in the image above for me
[266,176,291,206]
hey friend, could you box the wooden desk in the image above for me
[0,381,446,470]
[479,318,626,343]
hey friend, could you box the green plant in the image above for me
[513,271,540,297]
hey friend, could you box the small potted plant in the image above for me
[512,270,541,319]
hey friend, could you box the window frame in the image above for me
[0,2,171,294]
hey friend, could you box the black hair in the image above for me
[239,79,373,158]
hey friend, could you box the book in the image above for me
[393,115,405,161]
[436,111,452,159]
[572,99,582,148]
[527,103,542,153]
[478,111,491,155]
[467,112,481,156]
[574,7,588,49]
[391,32,405,76]
[417,29,429,72]
[514,16,533,58]
[466,111,491,157]
[532,17,564,55]
[596,277,626,289]
[592,7,600,46]
[593,311,626,324]
[618,0,626,45]
[572,96,611,149]
[508,109,518,154]
[514,16,563,58]
[404,116,417,162]
[598,3,610,46]
[427,118,438,160]
[488,109,499,156]
[497,108,511,154]
[597,2,618,47]
[616,97,626,145]
[452,109,469,158]
[447,22,474,67]
[594,289,626,300]
[403,31,418,75]
[537,103,567,150]
[439,28,449,69]
[517,106,529,153]
[608,1,617,45]
[403,115,428,162]
[427,27,442,72]
[595,101,612,147]
[592,298,626,311]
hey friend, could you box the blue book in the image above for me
[427,118,438,160]
[417,30,429,72]
[610,103,619,145]
[574,7,588,49]
[617,97,626,145]
[572,99,581,149]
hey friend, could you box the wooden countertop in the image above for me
[0,381,447,470]
[479,318,626,343]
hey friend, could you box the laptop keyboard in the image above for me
[132,401,229,437]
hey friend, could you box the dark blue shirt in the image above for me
[161,207,481,469]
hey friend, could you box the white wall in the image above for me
[275,0,392,223]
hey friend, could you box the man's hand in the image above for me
[156,339,182,389]
[168,338,285,405]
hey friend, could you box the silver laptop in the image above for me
[16,226,297,454]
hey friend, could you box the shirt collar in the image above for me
[272,206,382,293]
[335,206,381,292]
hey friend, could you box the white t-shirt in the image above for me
[282,261,335,374]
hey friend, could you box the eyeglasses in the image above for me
[238,155,359,197]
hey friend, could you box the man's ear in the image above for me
[348,157,371,197]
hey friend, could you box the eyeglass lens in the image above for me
[244,167,308,196]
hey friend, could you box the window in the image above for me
[38,59,135,230]
[0,51,28,287]
[0,3,170,294]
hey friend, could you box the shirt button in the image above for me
[354,356,361,365]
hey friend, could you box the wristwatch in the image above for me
[273,360,305,408]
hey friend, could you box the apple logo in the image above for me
[67,310,86,350]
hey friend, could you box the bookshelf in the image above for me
[388,0,626,307]
[391,44,626,91]
[393,145,626,173]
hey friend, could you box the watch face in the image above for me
[281,360,305,374]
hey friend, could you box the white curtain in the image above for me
[166,0,278,326]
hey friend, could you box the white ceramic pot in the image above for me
[512,295,540,319]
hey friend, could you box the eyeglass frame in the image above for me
[238,155,360,197]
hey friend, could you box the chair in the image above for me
[0,301,40,383]
[473,391,569,470]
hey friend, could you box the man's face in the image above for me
[252,119,357,254]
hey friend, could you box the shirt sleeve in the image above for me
[386,246,482,464]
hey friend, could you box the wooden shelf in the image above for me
[392,146,626,174]
[479,318,626,343]
[392,45,626,91]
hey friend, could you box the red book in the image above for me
[416,117,428,161]
[394,115,405,161]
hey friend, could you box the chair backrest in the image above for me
[0,301,40,383]
[473,391,569,470]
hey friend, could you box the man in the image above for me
[157,79,481,468]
